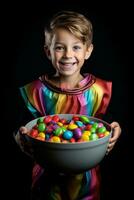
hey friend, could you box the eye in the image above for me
[73,46,82,51]
[55,46,65,51]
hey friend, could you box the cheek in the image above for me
[51,53,61,66]
[53,52,62,59]
[78,53,86,60]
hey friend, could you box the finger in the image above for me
[110,122,121,136]
[109,136,117,143]
[108,142,115,149]
[106,144,114,154]
[106,140,116,154]
[19,126,28,134]
[110,122,121,141]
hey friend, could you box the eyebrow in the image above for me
[55,41,83,45]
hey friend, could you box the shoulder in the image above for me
[90,75,112,100]
[94,75,112,86]
[20,78,43,91]
[93,75,112,92]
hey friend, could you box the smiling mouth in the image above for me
[59,62,77,70]
[59,61,77,66]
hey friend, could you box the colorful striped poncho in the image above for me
[20,73,112,200]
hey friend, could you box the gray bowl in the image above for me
[20,114,112,174]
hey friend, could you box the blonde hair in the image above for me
[45,11,93,47]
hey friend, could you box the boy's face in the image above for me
[45,28,93,77]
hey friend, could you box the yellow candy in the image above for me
[57,122,63,127]
[82,131,91,136]
[68,124,78,130]
[38,132,45,139]
[81,134,90,141]
[50,136,61,143]
[104,131,110,136]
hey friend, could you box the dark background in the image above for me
[3,0,130,199]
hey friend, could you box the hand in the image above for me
[15,126,34,158]
[107,122,121,154]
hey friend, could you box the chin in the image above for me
[60,71,76,76]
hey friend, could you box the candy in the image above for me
[80,116,90,123]
[30,129,38,137]
[28,115,110,143]
[38,123,46,132]
[53,127,63,136]
[63,130,73,140]
[73,128,82,139]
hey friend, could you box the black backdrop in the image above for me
[3,1,130,199]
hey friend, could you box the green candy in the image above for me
[37,117,44,124]
[90,127,96,133]
[54,127,63,136]
[80,116,90,123]
[38,122,46,132]
[61,126,67,132]
[92,122,98,129]
[90,133,98,141]
[98,126,106,133]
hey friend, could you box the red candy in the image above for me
[30,129,38,137]
[52,115,60,122]
[44,116,52,124]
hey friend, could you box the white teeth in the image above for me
[60,62,76,65]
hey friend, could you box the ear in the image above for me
[44,46,51,60]
[85,44,94,60]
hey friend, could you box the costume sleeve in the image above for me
[94,78,112,119]
[12,88,35,130]
[19,79,46,118]
[20,86,40,118]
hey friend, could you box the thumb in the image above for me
[19,126,29,134]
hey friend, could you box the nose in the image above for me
[63,48,73,58]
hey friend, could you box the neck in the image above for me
[53,73,84,89]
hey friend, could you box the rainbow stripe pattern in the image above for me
[20,73,112,200]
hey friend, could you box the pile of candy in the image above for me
[28,115,110,143]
